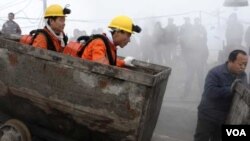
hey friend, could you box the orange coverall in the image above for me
[32,28,64,52]
[81,38,125,67]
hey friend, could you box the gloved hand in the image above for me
[124,56,135,67]
[230,79,242,93]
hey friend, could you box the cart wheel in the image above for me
[0,119,31,141]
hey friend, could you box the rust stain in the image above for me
[125,101,139,119]
[90,118,113,130]
[39,49,45,55]
[56,67,68,76]
[99,80,108,88]
[8,53,18,66]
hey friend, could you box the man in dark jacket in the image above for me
[2,12,21,35]
[194,49,248,141]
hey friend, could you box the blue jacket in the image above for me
[198,63,247,124]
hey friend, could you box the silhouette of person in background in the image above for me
[219,13,245,64]
[179,17,193,52]
[152,21,166,65]
[225,13,244,48]
[192,17,209,88]
[70,28,87,41]
[180,17,209,97]
[165,18,179,64]
[180,17,197,96]
[2,12,21,35]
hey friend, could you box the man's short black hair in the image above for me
[228,49,247,62]
[47,17,58,25]
[8,12,14,16]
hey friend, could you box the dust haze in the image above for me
[1,0,250,141]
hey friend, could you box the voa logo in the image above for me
[226,129,246,136]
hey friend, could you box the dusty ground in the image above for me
[151,55,208,141]
[152,97,199,141]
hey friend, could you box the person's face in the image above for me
[228,53,248,75]
[50,17,65,33]
[8,14,14,21]
[115,31,131,48]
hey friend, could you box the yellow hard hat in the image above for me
[108,15,135,33]
[44,4,66,18]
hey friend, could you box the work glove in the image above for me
[124,56,135,67]
[230,79,242,93]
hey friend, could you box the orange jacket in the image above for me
[32,28,64,52]
[81,38,125,67]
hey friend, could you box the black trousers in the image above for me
[194,117,222,141]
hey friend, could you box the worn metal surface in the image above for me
[0,37,171,141]
[226,82,250,124]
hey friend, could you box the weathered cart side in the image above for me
[227,82,250,124]
[0,37,171,141]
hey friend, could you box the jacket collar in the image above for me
[222,62,230,74]
[105,31,114,44]
[222,62,245,79]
